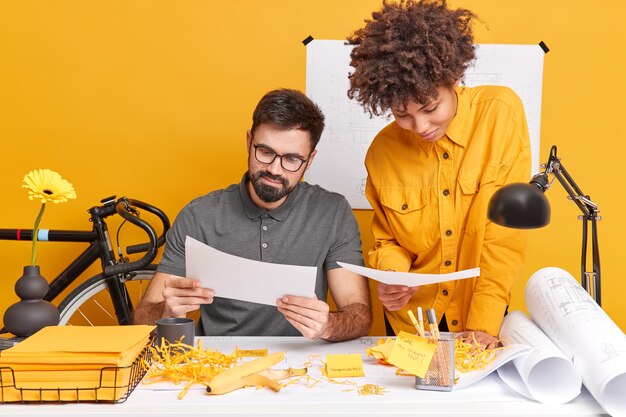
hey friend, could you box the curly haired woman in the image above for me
[348,0,531,347]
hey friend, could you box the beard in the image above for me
[249,170,298,203]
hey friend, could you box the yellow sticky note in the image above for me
[236,349,268,357]
[387,331,437,378]
[325,353,365,378]
[366,339,395,362]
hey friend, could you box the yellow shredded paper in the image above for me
[454,333,503,373]
[144,343,391,399]
[357,383,387,396]
[143,340,308,399]
[143,339,240,399]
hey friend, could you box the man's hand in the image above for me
[455,330,500,350]
[377,283,418,311]
[162,276,214,318]
[276,295,330,340]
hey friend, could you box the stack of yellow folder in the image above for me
[0,325,154,402]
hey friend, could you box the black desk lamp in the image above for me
[487,145,602,305]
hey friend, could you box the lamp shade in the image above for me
[488,183,551,229]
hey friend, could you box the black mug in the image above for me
[155,317,195,347]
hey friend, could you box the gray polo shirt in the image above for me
[157,173,364,336]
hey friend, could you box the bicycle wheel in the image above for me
[57,268,156,326]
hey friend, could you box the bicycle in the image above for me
[0,195,170,330]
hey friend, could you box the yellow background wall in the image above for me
[1,0,625,334]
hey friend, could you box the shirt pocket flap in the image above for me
[458,163,502,194]
[379,188,428,214]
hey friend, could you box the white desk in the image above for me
[1,336,610,417]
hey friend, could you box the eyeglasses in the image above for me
[252,144,310,172]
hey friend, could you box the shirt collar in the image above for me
[238,172,300,222]
[416,137,436,154]
[444,86,471,148]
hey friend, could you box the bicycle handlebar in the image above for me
[125,199,170,254]
[103,197,170,277]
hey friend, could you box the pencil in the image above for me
[417,307,425,337]
[423,309,438,385]
[426,308,450,386]
[426,308,439,340]
[407,310,424,337]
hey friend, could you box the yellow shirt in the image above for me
[365,85,531,337]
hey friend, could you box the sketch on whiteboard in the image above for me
[305,40,545,209]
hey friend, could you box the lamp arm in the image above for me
[550,164,599,219]
[591,217,601,305]
[543,145,601,305]
[533,145,599,219]
[543,145,599,220]
[531,146,602,306]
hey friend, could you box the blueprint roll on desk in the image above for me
[1,336,609,417]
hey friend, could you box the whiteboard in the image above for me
[305,40,544,209]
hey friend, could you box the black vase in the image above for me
[3,265,60,337]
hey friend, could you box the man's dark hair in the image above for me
[347,0,476,116]
[251,89,325,150]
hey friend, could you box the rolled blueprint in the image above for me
[524,267,626,416]
[498,310,582,404]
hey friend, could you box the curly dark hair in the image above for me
[251,89,325,151]
[347,0,476,116]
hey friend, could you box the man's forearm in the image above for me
[323,303,371,342]
[132,300,165,325]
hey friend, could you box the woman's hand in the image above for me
[377,283,418,311]
[455,330,500,350]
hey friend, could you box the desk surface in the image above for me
[1,336,609,417]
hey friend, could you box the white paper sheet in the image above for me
[337,262,479,286]
[185,236,317,306]
[498,310,582,404]
[524,267,626,416]
[455,342,531,389]
[305,40,544,208]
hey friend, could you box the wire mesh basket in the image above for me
[415,331,455,392]
[0,336,154,403]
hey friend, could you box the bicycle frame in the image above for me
[0,196,169,327]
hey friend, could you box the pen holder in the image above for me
[415,332,455,392]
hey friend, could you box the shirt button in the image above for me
[451,319,458,326]
[444,260,452,267]
[445,229,452,237]
[443,152,449,159]
[401,203,408,210]
[442,189,450,196]
[442,289,449,296]
[262,225,268,231]
[262,243,268,249]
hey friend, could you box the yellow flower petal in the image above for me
[22,169,77,204]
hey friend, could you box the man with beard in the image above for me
[134,89,371,342]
